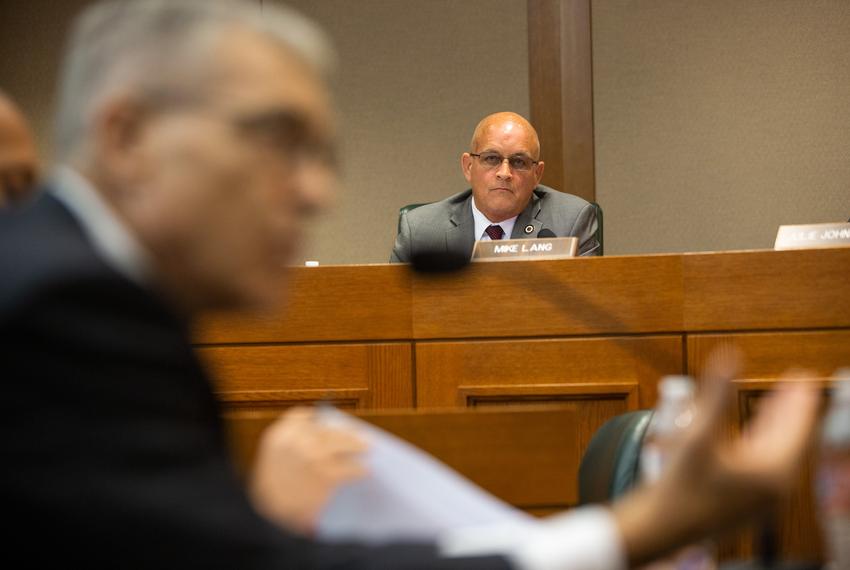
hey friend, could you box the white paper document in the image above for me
[315,408,538,544]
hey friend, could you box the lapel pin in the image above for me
[524,224,534,234]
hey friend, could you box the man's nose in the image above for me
[294,158,336,217]
[495,158,512,179]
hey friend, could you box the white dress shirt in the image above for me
[471,196,518,241]
[50,166,153,286]
[439,506,625,570]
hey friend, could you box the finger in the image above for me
[280,406,317,422]
[305,430,369,460]
[689,345,741,443]
[741,369,820,475]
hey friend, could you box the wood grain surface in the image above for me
[202,342,414,411]
[683,248,850,331]
[195,248,849,562]
[412,255,684,338]
[194,264,412,344]
[225,406,582,510]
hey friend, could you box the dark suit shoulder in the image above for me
[0,193,113,318]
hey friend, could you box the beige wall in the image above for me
[0,0,529,265]
[593,0,850,255]
[278,0,529,264]
[0,0,91,165]
[4,1,848,261]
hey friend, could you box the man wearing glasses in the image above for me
[390,112,600,263]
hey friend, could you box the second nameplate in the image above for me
[471,237,578,262]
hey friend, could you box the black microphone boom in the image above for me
[537,228,557,238]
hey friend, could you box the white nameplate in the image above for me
[774,222,850,250]
[471,237,578,262]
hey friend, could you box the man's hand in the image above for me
[249,407,368,536]
[614,347,821,566]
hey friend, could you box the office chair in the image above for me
[578,410,823,570]
[577,409,653,505]
[397,202,429,233]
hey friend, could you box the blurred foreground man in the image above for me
[0,90,39,206]
[0,1,820,569]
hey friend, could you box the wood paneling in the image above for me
[687,331,850,379]
[225,406,582,510]
[728,382,830,563]
[194,264,412,344]
[683,248,850,332]
[528,0,596,202]
[412,255,683,339]
[687,336,845,564]
[194,248,849,562]
[416,335,681,409]
[416,335,681,462]
[202,343,414,413]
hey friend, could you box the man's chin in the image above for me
[240,278,290,314]
[199,274,290,316]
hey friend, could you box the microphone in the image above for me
[537,228,557,239]
[409,250,470,274]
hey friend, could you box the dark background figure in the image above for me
[0,90,39,207]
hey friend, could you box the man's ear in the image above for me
[461,152,473,183]
[533,160,545,185]
[90,96,150,179]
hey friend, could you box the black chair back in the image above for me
[578,409,652,505]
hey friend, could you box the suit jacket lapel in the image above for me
[511,189,543,238]
[446,193,475,257]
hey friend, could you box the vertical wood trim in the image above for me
[528,0,596,202]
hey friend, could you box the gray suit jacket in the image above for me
[390,185,600,262]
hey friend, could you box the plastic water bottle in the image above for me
[640,375,696,483]
[817,369,850,570]
[640,375,715,570]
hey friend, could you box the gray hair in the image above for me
[54,0,334,160]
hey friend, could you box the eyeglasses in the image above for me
[231,109,337,170]
[470,152,539,172]
[161,101,338,171]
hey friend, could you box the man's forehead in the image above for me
[205,28,333,131]
[477,122,536,152]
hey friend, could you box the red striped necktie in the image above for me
[484,224,505,240]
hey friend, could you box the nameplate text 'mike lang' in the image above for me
[471,237,579,262]
[774,222,850,250]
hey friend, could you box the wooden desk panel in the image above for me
[416,335,682,409]
[194,248,850,562]
[416,336,682,463]
[683,248,850,332]
[202,343,414,412]
[687,333,848,563]
[411,255,683,339]
[194,264,412,344]
[733,382,827,562]
[225,406,581,510]
[687,331,850,379]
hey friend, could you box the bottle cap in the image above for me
[831,369,850,403]
[658,375,695,401]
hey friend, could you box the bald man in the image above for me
[0,91,39,207]
[390,112,599,263]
